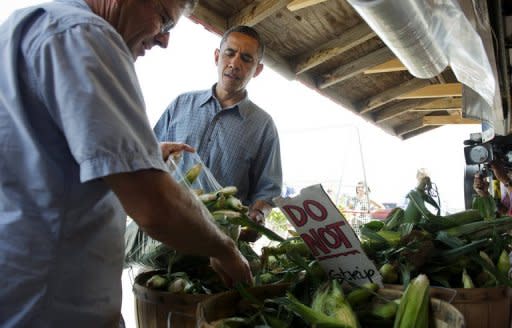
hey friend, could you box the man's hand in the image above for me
[160,142,195,161]
[210,243,253,287]
[239,208,265,242]
[473,173,490,197]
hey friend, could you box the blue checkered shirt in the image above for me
[154,86,282,206]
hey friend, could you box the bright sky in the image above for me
[2,1,481,212]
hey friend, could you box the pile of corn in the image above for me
[361,187,512,288]
[133,184,294,294]
[126,161,297,293]
[209,274,433,328]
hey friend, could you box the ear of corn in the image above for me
[435,239,490,262]
[263,314,289,328]
[403,191,423,224]
[440,209,482,226]
[383,207,404,231]
[479,250,496,268]
[211,210,243,220]
[346,282,379,308]
[310,280,360,327]
[225,196,244,211]
[376,230,401,247]
[281,291,355,328]
[462,268,475,288]
[497,250,510,275]
[472,194,497,220]
[145,274,169,290]
[371,301,398,320]
[379,263,399,284]
[198,193,217,203]
[393,274,430,328]
[217,186,238,197]
[439,217,512,238]
[421,209,482,232]
[364,220,385,231]
[167,277,193,293]
[184,163,202,185]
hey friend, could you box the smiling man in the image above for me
[0,1,253,327]
[154,25,283,242]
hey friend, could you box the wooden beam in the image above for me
[423,115,480,125]
[229,0,289,27]
[397,83,462,99]
[318,47,395,89]
[364,58,407,74]
[401,126,438,140]
[411,98,462,111]
[298,70,359,112]
[295,23,376,74]
[189,4,227,34]
[395,113,479,137]
[287,0,329,11]
[374,99,439,123]
[395,118,424,136]
[359,78,432,114]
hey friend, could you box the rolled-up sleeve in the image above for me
[30,23,167,181]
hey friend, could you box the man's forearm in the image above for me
[104,169,236,259]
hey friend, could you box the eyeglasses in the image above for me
[154,0,176,34]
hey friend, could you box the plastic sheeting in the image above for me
[347,0,504,139]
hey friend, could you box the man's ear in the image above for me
[214,48,220,65]
[253,62,264,77]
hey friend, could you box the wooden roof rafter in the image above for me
[373,98,441,123]
[318,46,395,89]
[228,0,289,27]
[401,126,439,139]
[293,23,376,74]
[358,78,432,114]
[287,0,330,11]
[373,97,463,123]
[411,98,462,111]
[394,111,479,137]
[364,58,407,74]
[397,83,462,99]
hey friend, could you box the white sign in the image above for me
[274,184,383,287]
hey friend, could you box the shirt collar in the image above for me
[200,84,252,119]
[55,0,91,11]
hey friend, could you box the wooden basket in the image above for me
[196,284,290,328]
[132,270,211,328]
[386,284,509,328]
[196,285,465,327]
[430,286,510,328]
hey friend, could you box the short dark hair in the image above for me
[220,25,265,61]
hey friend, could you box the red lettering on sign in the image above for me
[325,221,352,248]
[300,221,353,257]
[282,205,308,226]
[301,230,330,256]
[303,200,327,222]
